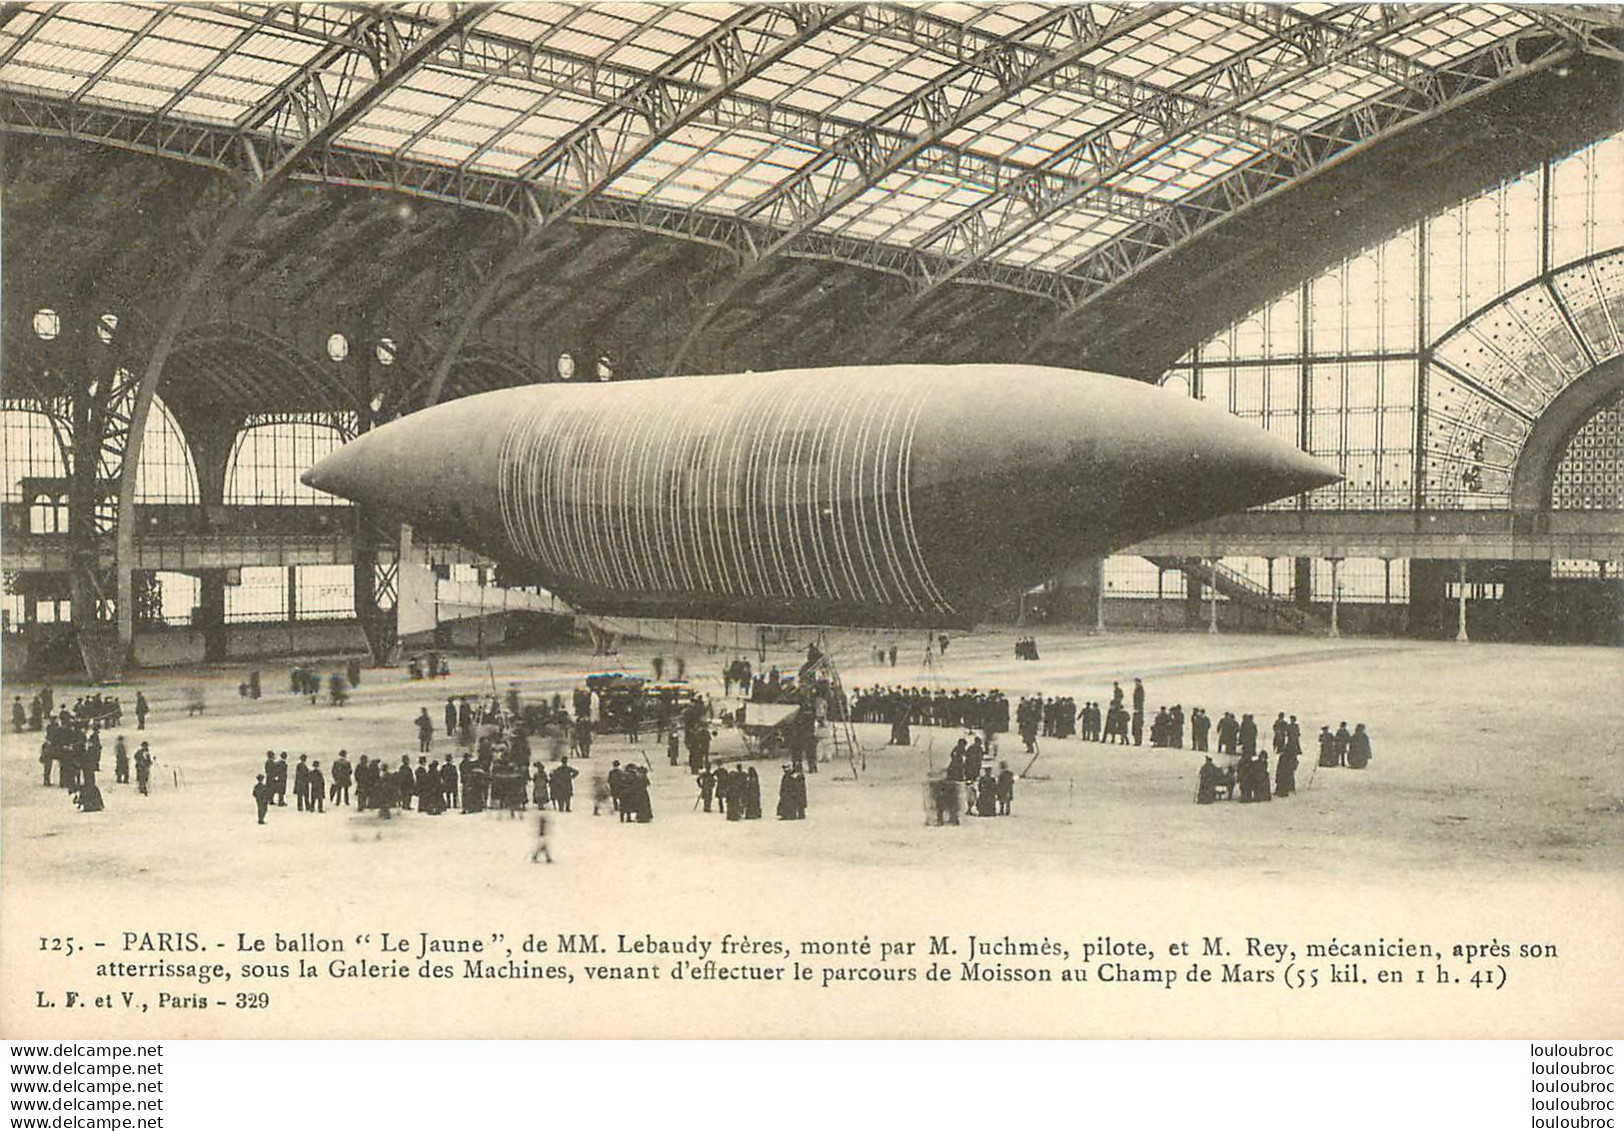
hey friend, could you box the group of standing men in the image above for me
[694,763,807,821]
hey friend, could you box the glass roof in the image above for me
[0,2,1569,278]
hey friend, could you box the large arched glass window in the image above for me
[2,395,197,508]
[128,394,199,504]
[224,414,356,507]
[1162,128,1624,513]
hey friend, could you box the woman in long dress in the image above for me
[744,768,762,819]
[776,767,796,820]
[975,770,998,817]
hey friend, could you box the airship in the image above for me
[303,365,1336,628]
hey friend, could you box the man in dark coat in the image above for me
[330,751,352,806]
[550,758,578,812]
[253,774,270,824]
[445,697,457,737]
[1191,708,1210,752]
[996,763,1015,816]
[441,758,459,810]
[134,691,149,731]
[134,743,153,795]
[964,737,985,783]
[294,755,311,811]
[744,767,762,820]
[697,768,716,812]
[395,756,415,811]
[725,762,745,821]
[417,709,435,753]
[272,752,289,805]
[713,765,731,816]
[776,766,797,820]
[307,761,325,813]
[415,761,438,814]
[354,756,372,809]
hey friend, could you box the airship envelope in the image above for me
[303,365,1337,627]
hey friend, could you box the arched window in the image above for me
[2,407,68,503]
[1159,127,1624,513]
[2,395,197,509]
[224,414,356,507]
[128,394,198,504]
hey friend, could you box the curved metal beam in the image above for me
[418,5,852,409]
[1509,355,1624,512]
[111,6,480,651]
[663,3,1178,374]
[1021,32,1600,362]
[906,5,1443,309]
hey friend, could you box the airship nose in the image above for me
[1218,429,1341,508]
[300,438,376,505]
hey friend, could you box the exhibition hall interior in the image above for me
[1,3,1621,899]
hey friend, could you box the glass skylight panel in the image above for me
[352,105,429,136]
[777,77,844,116]
[405,67,480,99]
[377,91,454,128]
[190,74,275,106]
[445,99,523,131]
[924,3,984,25]
[235,29,324,65]
[467,148,529,174]
[632,23,706,57]
[409,137,479,164]
[127,33,217,71]
[76,4,159,34]
[90,79,175,109]
[475,10,561,41]
[210,53,294,87]
[473,80,549,111]
[167,95,241,123]
[546,26,623,59]
[157,10,250,49]
[27,15,125,55]
[1,62,83,95]
[604,44,683,73]
[338,125,406,151]
[102,58,193,92]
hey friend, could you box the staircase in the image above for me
[1147,556,1330,634]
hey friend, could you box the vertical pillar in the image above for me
[287,566,299,623]
[1207,558,1220,635]
[1328,558,1342,638]
[198,569,227,662]
[68,312,102,635]
[1455,559,1469,643]
[1094,556,1106,634]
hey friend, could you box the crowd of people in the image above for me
[13,687,147,733]
[849,685,1011,734]
[32,701,153,814]
[694,763,808,820]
